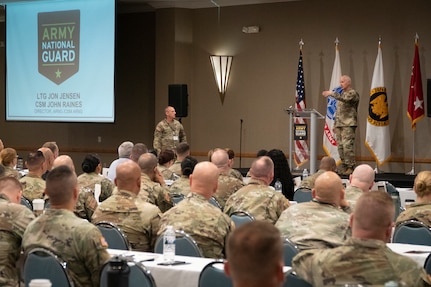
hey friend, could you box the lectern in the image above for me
[285,108,324,174]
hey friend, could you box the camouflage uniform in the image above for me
[157,165,175,181]
[74,188,98,221]
[168,176,191,196]
[139,173,173,213]
[396,202,431,227]
[332,88,359,173]
[153,119,187,155]
[213,174,245,209]
[22,209,110,287]
[275,200,351,250]
[158,192,234,259]
[299,169,325,189]
[92,189,162,252]
[344,185,363,211]
[19,174,45,202]
[169,161,182,177]
[0,194,35,287]
[77,172,114,202]
[224,178,289,224]
[4,166,21,179]
[293,237,431,287]
[228,168,243,181]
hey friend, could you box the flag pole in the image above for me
[407,33,420,176]
[374,36,383,174]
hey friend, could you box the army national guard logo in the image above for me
[368,87,389,127]
[38,10,80,85]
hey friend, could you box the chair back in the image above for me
[385,182,403,220]
[392,220,431,246]
[283,270,312,287]
[23,247,74,287]
[229,211,254,227]
[293,188,312,203]
[171,193,185,205]
[20,196,33,210]
[209,197,222,209]
[424,253,431,275]
[283,237,300,266]
[198,261,232,287]
[154,229,203,257]
[95,221,131,250]
[100,259,157,287]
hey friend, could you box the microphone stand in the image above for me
[239,119,243,168]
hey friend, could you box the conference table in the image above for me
[387,243,431,267]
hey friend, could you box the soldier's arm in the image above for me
[153,123,163,154]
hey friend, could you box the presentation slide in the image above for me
[6,0,115,122]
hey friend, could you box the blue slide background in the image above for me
[6,0,115,122]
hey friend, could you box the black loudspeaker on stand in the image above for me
[427,79,431,117]
[168,84,188,118]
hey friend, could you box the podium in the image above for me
[285,108,324,174]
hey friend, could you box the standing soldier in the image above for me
[322,75,359,175]
[153,106,187,155]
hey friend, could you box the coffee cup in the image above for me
[29,279,52,287]
[32,199,45,217]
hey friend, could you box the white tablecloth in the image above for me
[387,243,431,267]
[108,249,215,287]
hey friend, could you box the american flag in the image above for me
[294,50,309,166]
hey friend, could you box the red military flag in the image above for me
[407,38,425,130]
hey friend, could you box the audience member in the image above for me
[22,165,110,287]
[153,106,187,155]
[157,149,176,180]
[396,170,431,227]
[78,154,114,202]
[225,148,243,181]
[169,142,190,177]
[38,147,54,180]
[42,141,59,159]
[224,221,284,287]
[210,149,245,208]
[0,139,3,151]
[0,147,21,179]
[0,177,35,286]
[267,149,295,200]
[299,156,336,189]
[344,164,375,210]
[92,161,162,252]
[138,153,173,213]
[53,155,98,221]
[275,171,351,250]
[224,156,289,224]
[107,141,134,182]
[293,191,431,286]
[130,143,148,162]
[169,156,198,196]
[158,161,234,258]
[19,151,46,202]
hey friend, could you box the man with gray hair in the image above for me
[107,141,134,182]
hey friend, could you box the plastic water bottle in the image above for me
[163,225,176,263]
[302,168,309,180]
[274,179,282,192]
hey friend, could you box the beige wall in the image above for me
[156,0,431,172]
[1,0,430,173]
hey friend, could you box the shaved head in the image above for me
[249,156,274,185]
[211,149,229,169]
[115,161,141,194]
[190,161,219,199]
[53,155,75,172]
[350,164,375,192]
[313,171,344,205]
[319,156,336,172]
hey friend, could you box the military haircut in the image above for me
[211,149,229,168]
[138,153,158,174]
[226,221,282,283]
[42,141,59,156]
[25,151,45,170]
[314,171,344,203]
[175,142,190,156]
[0,176,23,194]
[413,170,431,197]
[249,156,273,178]
[130,143,148,162]
[45,165,77,204]
[354,191,394,232]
